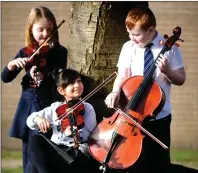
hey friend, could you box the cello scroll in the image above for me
[159,26,184,48]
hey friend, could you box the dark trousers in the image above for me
[127,114,171,173]
[22,140,28,172]
[144,115,171,173]
[22,129,38,173]
[21,95,52,173]
[28,134,99,173]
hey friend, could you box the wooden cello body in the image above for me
[88,26,183,171]
[88,76,165,169]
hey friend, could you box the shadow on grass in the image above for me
[170,163,198,173]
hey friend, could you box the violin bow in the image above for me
[49,71,118,128]
[28,20,65,62]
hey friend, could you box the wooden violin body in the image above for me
[25,44,49,70]
[55,100,85,149]
[56,101,85,132]
[20,20,65,73]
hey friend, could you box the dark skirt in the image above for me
[9,88,53,141]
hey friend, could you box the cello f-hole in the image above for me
[109,113,119,125]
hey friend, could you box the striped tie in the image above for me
[144,43,153,76]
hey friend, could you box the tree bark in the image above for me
[68,2,148,121]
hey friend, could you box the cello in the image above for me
[88,26,184,172]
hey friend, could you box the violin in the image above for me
[88,26,184,172]
[50,72,117,129]
[47,72,117,148]
[55,100,85,133]
[25,43,49,71]
[26,20,65,64]
[22,20,65,87]
[56,99,85,149]
[23,43,51,87]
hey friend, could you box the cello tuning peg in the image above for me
[164,34,169,39]
[159,40,165,45]
[174,43,180,47]
[161,35,169,45]
[178,38,184,42]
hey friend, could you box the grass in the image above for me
[2,148,198,161]
[2,149,22,160]
[1,150,23,173]
[171,148,198,162]
[1,167,22,173]
[170,148,198,169]
[1,148,198,173]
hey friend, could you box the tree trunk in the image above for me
[68,2,148,121]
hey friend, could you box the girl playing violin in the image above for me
[26,68,98,173]
[1,6,67,173]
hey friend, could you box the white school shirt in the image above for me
[117,32,184,120]
[27,101,97,146]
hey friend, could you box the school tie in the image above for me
[143,43,153,76]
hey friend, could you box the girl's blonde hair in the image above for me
[25,6,59,46]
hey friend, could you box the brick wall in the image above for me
[1,2,198,150]
[149,2,198,149]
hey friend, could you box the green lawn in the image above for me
[171,148,198,162]
[1,167,22,173]
[1,148,198,173]
[2,150,23,173]
[2,149,22,160]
